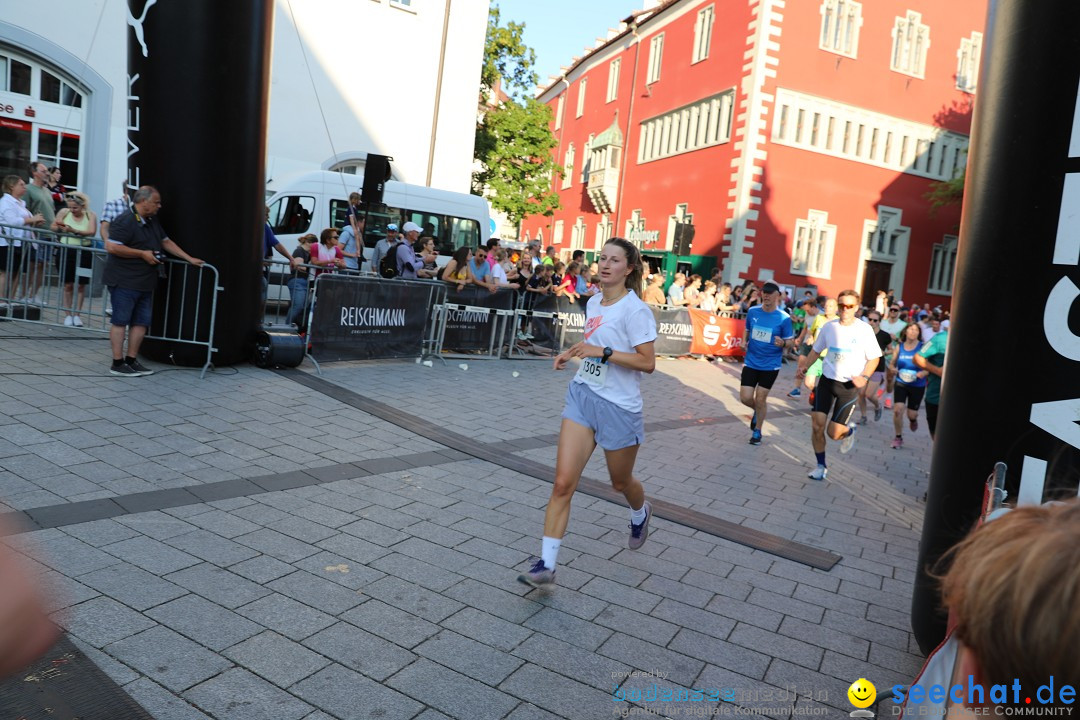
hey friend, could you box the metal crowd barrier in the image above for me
[0,222,221,378]
[304,270,447,374]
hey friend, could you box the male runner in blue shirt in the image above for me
[741,282,794,445]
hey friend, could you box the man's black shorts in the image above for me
[894,383,925,411]
[812,377,859,426]
[741,366,780,390]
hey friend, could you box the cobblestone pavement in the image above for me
[0,322,934,719]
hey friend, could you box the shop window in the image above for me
[891,10,930,79]
[36,130,81,191]
[791,210,835,277]
[0,119,32,180]
[956,31,982,94]
[41,70,61,103]
[693,5,714,64]
[928,235,957,294]
[268,195,315,235]
[819,0,861,58]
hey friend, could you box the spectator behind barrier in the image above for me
[938,499,1080,711]
[468,246,498,293]
[525,263,553,306]
[395,221,433,279]
[556,261,581,302]
[415,235,439,279]
[668,273,689,306]
[643,273,665,306]
[442,246,471,291]
[287,233,315,330]
[542,246,556,266]
[370,223,398,277]
[310,228,345,275]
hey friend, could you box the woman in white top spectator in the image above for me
[698,280,719,312]
[0,175,42,308]
[491,248,517,286]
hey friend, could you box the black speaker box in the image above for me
[673,223,696,256]
[361,153,393,205]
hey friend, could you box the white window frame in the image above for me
[819,0,862,59]
[638,90,734,164]
[606,58,621,103]
[790,209,836,278]
[890,10,930,79]
[581,134,594,183]
[928,234,958,295]
[956,31,982,94]
[553,220,564,246]
[571,217,586,251]
[692,6,715,64]
[647,33,664,85]
[562,143,575,190]
[595,214,612,250]
[389,0,416,13]
[772,88,967,182]
[576,77,587,118]
[625,209,645,238]
[554,94,565,130]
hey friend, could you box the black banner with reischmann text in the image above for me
[531,295,697,355]
[309,274,431,360]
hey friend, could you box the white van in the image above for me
[265,171,492,268]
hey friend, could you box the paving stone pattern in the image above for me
[0,323,934,719]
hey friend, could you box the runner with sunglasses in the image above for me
[855,311,893,424]
[879,304,907,409]
[795,289,882,480]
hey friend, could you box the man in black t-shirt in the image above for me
[103,186,203,376]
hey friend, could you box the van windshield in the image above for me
[268,195,315,235]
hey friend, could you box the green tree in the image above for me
[473,5,560,224]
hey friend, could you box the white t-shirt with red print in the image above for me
[571,291,657,413]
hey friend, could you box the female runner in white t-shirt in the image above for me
[518,238,658,588]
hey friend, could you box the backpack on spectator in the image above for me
[379,242,400,279]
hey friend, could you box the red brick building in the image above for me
[518,0,986,307]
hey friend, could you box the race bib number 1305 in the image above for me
[576,357,608,387]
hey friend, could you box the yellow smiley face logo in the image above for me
[848,678,876,708]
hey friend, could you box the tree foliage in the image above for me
[473,5,561,224]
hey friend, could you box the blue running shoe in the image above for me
[750,412,757,431]
[749,430,762,445]
[517,558,555,588]
[787,388,801,398]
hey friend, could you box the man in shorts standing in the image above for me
[740,282,794,445]
[795,290,882,480]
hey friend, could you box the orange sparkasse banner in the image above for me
[689,309,745,356]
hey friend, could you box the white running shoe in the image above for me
[72,316,84,327]
[807,465,828,481]
[63,315,75,326]
[839,422,858,454]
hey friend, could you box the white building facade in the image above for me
[0,0,486,212]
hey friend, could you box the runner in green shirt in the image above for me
[914,329,947,440]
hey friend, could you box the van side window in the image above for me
[268,196,315,235]
[329,200,351,231]
[451,217,480,249]
[364,206,404,248]
[405,212,451,254]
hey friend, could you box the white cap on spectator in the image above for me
[402,221,423,234]
[386,223,398,231]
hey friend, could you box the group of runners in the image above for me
[517,240,945,589]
